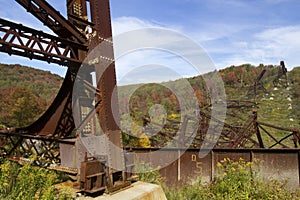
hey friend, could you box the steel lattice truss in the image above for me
[142,109,300,149]
[0,18,86,67]
[0,0,129,193]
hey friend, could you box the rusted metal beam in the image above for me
[230,111,256,148]
[258,125,289,148]
[252,110,264,148]
[0,0,129,193]
[273,61,288,87]
[88,0,127,190]
[67,0,93,33]
[258,121,293,132]
[269,133,294,148]
[129,147,300,187]
[15,0,87,44]
[0,131,76,144]
[255,69,266,84]
[0,18,86,67]
[18,70,76,138]
[292,128,300,148]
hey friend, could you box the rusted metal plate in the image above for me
[60,143,76,168]
[130,149,180,185]
[180,151,212,184]
[253,152,299,188]
[159,159,178,186]
[130,148,300,187]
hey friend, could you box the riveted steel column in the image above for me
[89,0,125,188]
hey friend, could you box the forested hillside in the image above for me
[119,64,300,126]
[0,64,63,128]
[119,63,300,147]
[1,62,300,148]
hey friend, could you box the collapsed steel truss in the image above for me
[141,109,299,149]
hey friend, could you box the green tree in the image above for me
[1,87,46,128]
[0,89,11,127]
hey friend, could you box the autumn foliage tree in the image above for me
[0,86,46,128]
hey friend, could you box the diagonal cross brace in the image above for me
[0,18,86,67]
[15,0,87,44]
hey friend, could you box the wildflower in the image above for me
[238,165,245,171]
[217,162,222,168]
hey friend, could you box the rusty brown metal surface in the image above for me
[273,61,288,87]
[176,151,212,185]
[88,0,126,189]
[131,148,300,188]
[0,0,129,193]
[253,152,299,187]
[15,0,87,43]
[67,0,91,35]
[0,18,87,67]
[20,70,76,137]
[80,155,106,193]
[141,108,298,149]
[243,69,268,101]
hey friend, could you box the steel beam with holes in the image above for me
[15,0,87,44]
[0,18,87,67]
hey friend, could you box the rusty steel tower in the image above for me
[0,0,133,193]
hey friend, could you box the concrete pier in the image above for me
[79,182,167,200]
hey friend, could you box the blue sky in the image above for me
[1,0,300,84]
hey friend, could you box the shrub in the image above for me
[135,161,164,185]
[0,160,73,199]
[213,157,253,199]
[164,158,300,200]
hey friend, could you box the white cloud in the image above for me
[112,17,215,85]
[2,1,300,82]
[198,25,300,70]
[112,17,156,35]
[112,16,182,35]
[255,26,300,44]
[111,16,300,85]
[248,26,300,68]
